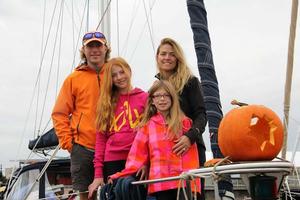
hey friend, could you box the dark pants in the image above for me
[198,144,206,200]
[103,160,126,183]
[70,143,94,192]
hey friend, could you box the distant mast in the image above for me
[282,0,298,159]
[87,0,89,31]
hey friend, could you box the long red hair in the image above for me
[95,57,132,132]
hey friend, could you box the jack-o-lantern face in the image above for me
[218,105,283,161]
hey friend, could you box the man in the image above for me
[52,31,110,200]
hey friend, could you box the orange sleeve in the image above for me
[51,76,74,152]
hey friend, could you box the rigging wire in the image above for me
[95,0,112,31]
[16,0,59,163]
[142,0,155,53]
[34,79,41,138]
[87,0,90,32]
[128,0,157,62]
[290,116,300,125]
[63,0,84,71]
[27,117,52,158]
[70,0,89,72]
[116,0,120,56]
[8,1,108,198]
[11,6,60,183]
[97,0,100,20]
[148,0,155,43]
[55,0,65,98]
[34,0,48,139]
[63,1,79,32]
[121,0,141,56]
[37,0,65,134]
[15,0,65,171]
[71,1,75,61]
[290,127,300,163]
[6,1,58,196]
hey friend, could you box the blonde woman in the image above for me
[155,38,207,199]
[88,57,147,198]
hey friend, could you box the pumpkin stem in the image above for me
[231,99,248,107]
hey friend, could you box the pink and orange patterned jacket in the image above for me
[110,113,201,194]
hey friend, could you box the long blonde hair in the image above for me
[95,57,132,132]
[156,38,193,94]
[140,80,183,139]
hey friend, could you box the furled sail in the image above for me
[186,0,223,158]
[187,1,235,199]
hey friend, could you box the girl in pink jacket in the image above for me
[110,80,201,199]
[88,57,147,198]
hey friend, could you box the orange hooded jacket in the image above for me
[52,64,105,152]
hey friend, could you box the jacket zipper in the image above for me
[76,113,83,141]
[96,67,101,89]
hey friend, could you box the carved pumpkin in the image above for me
[218,105,283,161]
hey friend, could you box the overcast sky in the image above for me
[0,0,299,169]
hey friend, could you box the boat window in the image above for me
[6,169,40,200]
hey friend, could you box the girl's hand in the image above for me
[107,178,113,184]
[88,178,104,199]
[172,135,191,155]
[136,165,148,181]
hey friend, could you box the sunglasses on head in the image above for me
[83,32,105,41]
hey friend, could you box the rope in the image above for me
[211,156,231,181]
[176,177,188,200]
[176,171,199,200]
[276,156,290,162]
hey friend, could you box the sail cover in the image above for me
[186,0,223,158]
[187,1,235,197]
[28,128,58,150]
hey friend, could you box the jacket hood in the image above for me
[119,87,146,97]
[151,113,166,125]
[75,64,93,71]
[150,113,192,133]
[75,63,105,72]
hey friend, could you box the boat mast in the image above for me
[282,0,298,159]
[87,0,89,31]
